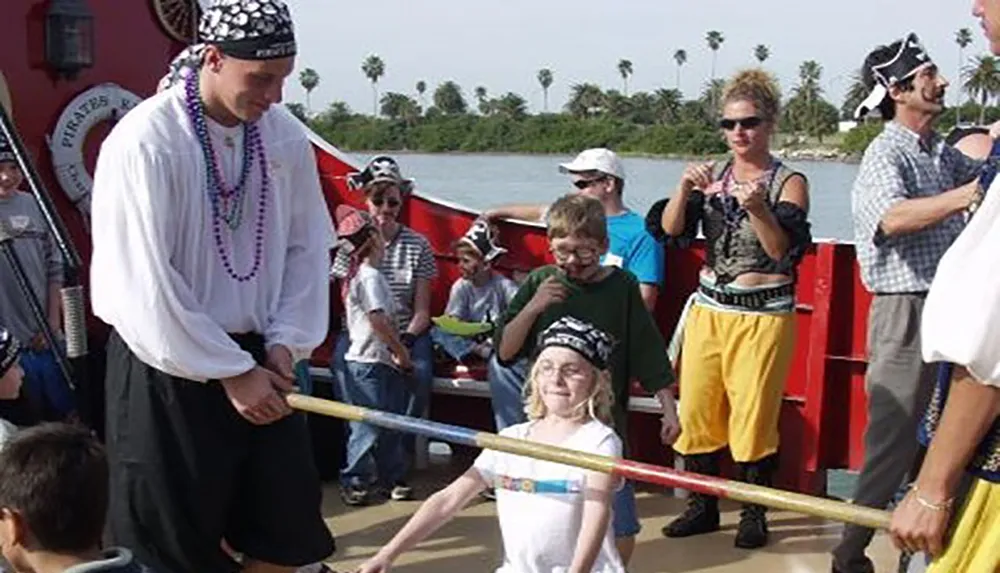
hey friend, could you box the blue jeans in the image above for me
[488,354,528,431]
[613,481,642,538]
[19,348,75,418]
[431,328,477,362]
[340,361,408,488]
[332,332,433,471]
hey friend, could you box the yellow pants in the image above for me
[927,478,1000,573]
[673,303,796,462]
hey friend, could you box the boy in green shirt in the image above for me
[494,193,680,567]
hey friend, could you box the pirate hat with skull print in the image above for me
[347,155,415,194]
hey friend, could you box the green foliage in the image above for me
[839,122,884,155]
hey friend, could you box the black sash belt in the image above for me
[698,282,794,310]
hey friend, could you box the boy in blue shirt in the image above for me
[483,148,665,311]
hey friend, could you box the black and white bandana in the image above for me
[0,327,21,379]
[347,155,415,194]
[157,0,296,91]
[0,133,14,164]
[537,316,616,370]
[200,0,297,60]
[855,33,934,119]
[459,219,507,263]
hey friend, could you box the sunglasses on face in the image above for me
[572,176,607,190]
[719,116,763,131]
[371,197,401,208]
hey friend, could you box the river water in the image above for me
[342,152,861,241]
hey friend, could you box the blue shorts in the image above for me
[612,480,641,538]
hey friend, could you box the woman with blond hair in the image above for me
[648,69,812,549]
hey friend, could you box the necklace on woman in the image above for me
[718,159,780,228]
[183,74,269,283]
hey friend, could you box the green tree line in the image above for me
[290,28,1000,158]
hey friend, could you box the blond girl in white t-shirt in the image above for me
[356,316,626,573]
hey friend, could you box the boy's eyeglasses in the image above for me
[550,246,599,263]
[719,116,763,131]
[372,197,401,208]
[572,176,607,190]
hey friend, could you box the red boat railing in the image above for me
[307,136,874,496]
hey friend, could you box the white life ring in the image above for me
[49,83,143,219]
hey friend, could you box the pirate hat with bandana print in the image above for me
[157,0,297,91]
[329,205,377,279]
[0,327,21,379]
[0,133,14,164]
[347,155,415,194]
[536,316,617,371]
[855,32,934,119]
[458,218,508,263]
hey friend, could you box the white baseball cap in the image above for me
[558,148,625,181]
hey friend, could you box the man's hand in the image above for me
[266,344,296,381]
[890,488,953,557]
[525,276,569,315]
[220,366,294,425]
[393,344,413,372]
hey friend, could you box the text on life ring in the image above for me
[49,84,143,213]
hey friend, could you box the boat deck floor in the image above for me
[318,448,899,572]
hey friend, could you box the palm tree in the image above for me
[754,45,770,64]
[963,55,1000,124]
[566,83,606,118]
[537,68,554,112]
[706,31,725,81]
[474,86,490,115]
[618,59,634,95]
[955,28,974,124]
[796,60,824,134]
[416,80,427,109]
[841,70,869,120]
[298,68,319,116]
[361,54,385,117]
[673,49,687,90]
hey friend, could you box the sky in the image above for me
[281,0,987,116]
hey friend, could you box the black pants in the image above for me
[105,330,335,573]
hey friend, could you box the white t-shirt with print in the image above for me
[344,262,397,365]
[473,420,626,573]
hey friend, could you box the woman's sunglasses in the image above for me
[719,116,763,131]
[371,197,401,208]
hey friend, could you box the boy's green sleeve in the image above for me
[627,277,675,393]
[492,269,544,365]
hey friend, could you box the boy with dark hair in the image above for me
[0,423,150,572]
[493,193,679,567]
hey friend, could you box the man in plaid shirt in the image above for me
[832,33,989,573]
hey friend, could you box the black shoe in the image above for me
[340,484,369,506]
[734,503,769,548]
[390,481,414,501]
[733,455,778,549]
[662,451,723,538]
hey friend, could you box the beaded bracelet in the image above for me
[910,485,954,512]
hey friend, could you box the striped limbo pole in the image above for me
[287,393,891,531]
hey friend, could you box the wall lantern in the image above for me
[45,0,95,79]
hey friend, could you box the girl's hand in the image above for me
[356,555,392,573]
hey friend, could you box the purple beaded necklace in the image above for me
[183,74,269,283]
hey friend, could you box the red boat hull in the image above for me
[1,0,874,496]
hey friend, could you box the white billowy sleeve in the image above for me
[921,178,1000,387]
[89,141,256,382]
[263,139,337,362]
